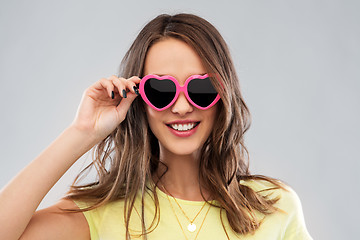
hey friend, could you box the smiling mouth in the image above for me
[166,122,200,131]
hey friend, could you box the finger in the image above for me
[115,92,138,121]
[109,75,141,97]
[127,76,142,84]
[93,78,115,99]
[108,75,127,98]
[124,76,141,95]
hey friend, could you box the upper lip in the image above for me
[165,119,200,125]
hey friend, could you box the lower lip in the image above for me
[167,123,200,137]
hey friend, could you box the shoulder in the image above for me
[20,198,90,240]
[240,178,303,214]
[73,198,130,239]
[240,178,313,239]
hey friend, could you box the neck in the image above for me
[153,149,211,201]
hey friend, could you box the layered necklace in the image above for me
[159,181,212,240]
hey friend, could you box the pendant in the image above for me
[187,223,196,232]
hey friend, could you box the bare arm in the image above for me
[0,75,141,240]
[20,199,90,240]
[0,126,96,240]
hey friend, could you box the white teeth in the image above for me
[170,123,196,131]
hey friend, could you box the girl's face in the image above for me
[143,38,218,157]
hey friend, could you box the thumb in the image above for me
[115,92,139,120]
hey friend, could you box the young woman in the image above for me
[0,13,312,239]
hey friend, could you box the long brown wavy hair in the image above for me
[64,13,288,239]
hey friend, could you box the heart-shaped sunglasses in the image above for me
[138,74,221,111]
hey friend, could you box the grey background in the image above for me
[1,0,359,239]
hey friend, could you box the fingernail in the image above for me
[133,86,139,95]
[122,89,127,98]
[111,91,114,99]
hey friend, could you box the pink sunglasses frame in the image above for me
[139,74,221,111]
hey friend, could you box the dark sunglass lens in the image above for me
[188,77,218,107]
[144,78,176,108]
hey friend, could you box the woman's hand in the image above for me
[0,75,141,239]
[71,75,141,142]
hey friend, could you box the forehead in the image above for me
[144,38,207,81]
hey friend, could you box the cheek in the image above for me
[203,107,218,134]
[145,106,162,134]
[207,106,218,125]
[145,106,154,122]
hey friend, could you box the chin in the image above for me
[162,141,203,156]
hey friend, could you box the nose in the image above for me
[171,92,193,116]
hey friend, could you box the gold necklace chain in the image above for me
[160,182,207,227]
[164,190,211,240]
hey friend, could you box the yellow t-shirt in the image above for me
[74,179,312,239]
